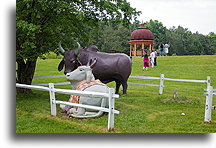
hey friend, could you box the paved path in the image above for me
[34,75,157,79]
[33,75,160,87]
[34,75,65,78]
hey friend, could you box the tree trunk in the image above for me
[16,58,37,94]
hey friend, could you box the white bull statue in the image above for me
[60,58,110,118]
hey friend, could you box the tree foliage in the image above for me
[91,22,131,54]
[139,20,215,56]
[16,0,215,94]
[90,19,216,56]
[16,0,140,93]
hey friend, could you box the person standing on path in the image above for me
[153,49,157,66]
[150,50,155,68]
[160,44,164,56]
[142,50,149,70]
[164,43,169,56]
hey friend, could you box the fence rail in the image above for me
[16,83,119,131]
[34,74,210,95]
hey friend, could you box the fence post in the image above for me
[204,86,213,122]
[206,76,210,89]
[159,74,164,95]
[49,83,57,116]
[108,88,115,131]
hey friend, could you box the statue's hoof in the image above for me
[69,108,77,114]
[122,93,127,96]
[60,104,66,110]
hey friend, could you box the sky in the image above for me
[127,0,216,35]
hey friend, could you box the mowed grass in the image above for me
[16,55,216,133]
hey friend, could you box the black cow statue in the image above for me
[58,41,132,95]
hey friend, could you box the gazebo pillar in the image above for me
[149,44,152,51]
[134,43,137,56]
[141,43,144,55]
[141,43,144,49]
[130,44,132,56]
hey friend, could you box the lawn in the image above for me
[16,55,216,133]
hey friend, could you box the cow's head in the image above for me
[58,41,81,74]
[66,58,97,83]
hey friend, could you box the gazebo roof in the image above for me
[129,24,154,41]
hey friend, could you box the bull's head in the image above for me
[58,41,81,74]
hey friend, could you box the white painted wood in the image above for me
[55,100,119,114]
[159,74,164,95]
[16,83,50,91]
[34,82,70,86]
[128,82,160,87]
[108,88,115,131]
[54,88,119,98]
[129,76,160,80]
[49,83,57,116]
[164,78,206,83]
[16,83,119,98]
[206,76,211,88]
[204,86,213,122]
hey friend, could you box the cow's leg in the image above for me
[122,81,128,95]
[115,80,121,94]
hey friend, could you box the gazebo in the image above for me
[128,24,155,56]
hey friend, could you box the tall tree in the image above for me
[145,19,167,48]
[92,22,131,54]
[16,0,140,93]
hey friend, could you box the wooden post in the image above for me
[142,43,144,55]
[149,44,152,51]
[49,83,57,116]
[159,74,164,95]
[134,43,137,56]
[130,44,132,57]
[108,88,115,131]
[204,86,213,122]
[207,76,210,89]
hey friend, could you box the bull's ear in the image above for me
[58,59,65,71]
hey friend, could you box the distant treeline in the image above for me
[89,20,216,56]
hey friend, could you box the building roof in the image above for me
[130,24,154,41]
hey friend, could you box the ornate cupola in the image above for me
[128,23,155,56]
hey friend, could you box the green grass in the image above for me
[17,55,216,133]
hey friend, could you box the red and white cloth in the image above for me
[69,79,103,105]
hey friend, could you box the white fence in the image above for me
[32,74,214,123]
[130,75,210,95]
[34,75,210,96]
[130,75,215,123]
[203,86,216,123]
[16,83,119,131]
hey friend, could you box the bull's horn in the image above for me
[75,42,81,56]
[76,42,81,49]
[58,41,65,55]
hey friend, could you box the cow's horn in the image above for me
[58,41,65,55]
